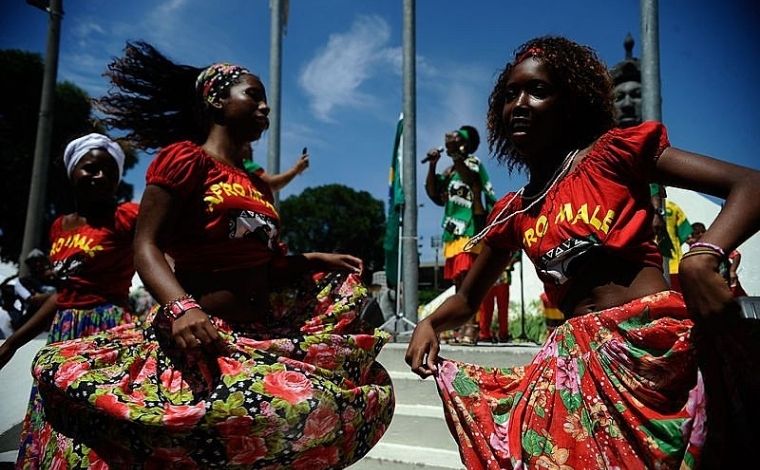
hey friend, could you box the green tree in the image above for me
[0,49,137,264]
[279,184,386,274]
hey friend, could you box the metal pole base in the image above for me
[379,311,417,341]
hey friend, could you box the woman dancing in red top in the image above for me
[0,133,139,468]
[27,42,393,468]
[406,36,760,469]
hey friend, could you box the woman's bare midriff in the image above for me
[176,266,271,323]
[561,258,669,317]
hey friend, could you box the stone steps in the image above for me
[352,342,539,468]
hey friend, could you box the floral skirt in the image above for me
[29,272,394,469]
[16,303,132,469]
[434,291,704,470]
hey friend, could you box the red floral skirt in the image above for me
[434,291,704,469]
[28,272,394,469]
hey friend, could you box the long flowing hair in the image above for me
[96,41,208,150]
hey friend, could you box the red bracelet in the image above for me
[163,294,202,320]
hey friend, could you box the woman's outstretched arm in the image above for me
[405,245,511,378]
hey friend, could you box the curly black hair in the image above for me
[96,41,259,151]
[487,36,616,173]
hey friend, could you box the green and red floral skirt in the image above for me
[16,303,132,469]
[435,291,705,469]
[27,272,394,468]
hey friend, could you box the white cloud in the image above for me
[157,0,188,15]
[71,21,105,48]
[299,15,400,122]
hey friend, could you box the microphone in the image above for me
[421,147,445,164]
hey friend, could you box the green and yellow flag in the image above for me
[383,115,404,288]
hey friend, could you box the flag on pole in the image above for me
[383,114,404,288]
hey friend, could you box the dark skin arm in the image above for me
[260,153,309,192]
[0,293,57,369]
[424,148,446,206]
[656,147,760,319]
[405,245,511,377]
[134,184,221,350]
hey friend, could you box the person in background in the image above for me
[424,125,497,344]
[478,250,520,343]
[242,143,309,191]
[0,132,138,468]
[0,281,21,338]
[656,185,693,291]
[27,41,393,468]
[11,249,57,329]
[406,36,760,468]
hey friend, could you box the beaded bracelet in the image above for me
[681,248,724,261]
[163,294,202,320]
[689,242,726,258]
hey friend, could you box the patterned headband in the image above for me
[516,46,544,65]
[195,63,251,106]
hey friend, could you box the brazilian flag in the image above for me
[383,115,404,288]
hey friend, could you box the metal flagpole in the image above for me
[401,0,419,324]
[640,0,669,281]
[19,0,63,276]
[267,0,284,206]
[379,204,416,337]
[395,206,403,317]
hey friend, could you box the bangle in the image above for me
[689,242,726,258]
[163,294,201,320]
[681,249,724,261]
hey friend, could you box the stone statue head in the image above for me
[609,34,642,128]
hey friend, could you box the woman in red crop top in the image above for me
[406,36,760,469]
[0,133,138,468]
[28,42,393,469]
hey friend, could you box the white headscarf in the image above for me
[63,133,125,182]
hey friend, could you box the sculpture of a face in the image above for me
[613,80,642,128]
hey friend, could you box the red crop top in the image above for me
[484,121,670,308]
[49,202,139,309]
[145,141,283,273]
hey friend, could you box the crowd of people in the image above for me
[1,32,758,470]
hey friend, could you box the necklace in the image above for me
[464,148,579,251]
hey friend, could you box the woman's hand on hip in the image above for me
[679,254,739,322]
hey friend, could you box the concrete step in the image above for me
[388,371,440,406]
[383,404,457,452]
[0,450,18,464]
[377,342,540,373]
[358,342,539,469]
[353,442,461,469]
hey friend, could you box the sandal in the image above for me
[454,324,479,346]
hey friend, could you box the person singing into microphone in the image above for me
[423,125,496,345]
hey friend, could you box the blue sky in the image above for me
[2,0,758,262]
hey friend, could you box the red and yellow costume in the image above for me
[434,122,705,469]
[28,142,393,469]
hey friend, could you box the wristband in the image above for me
[163,294,202,320]
[689,242,726,258]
